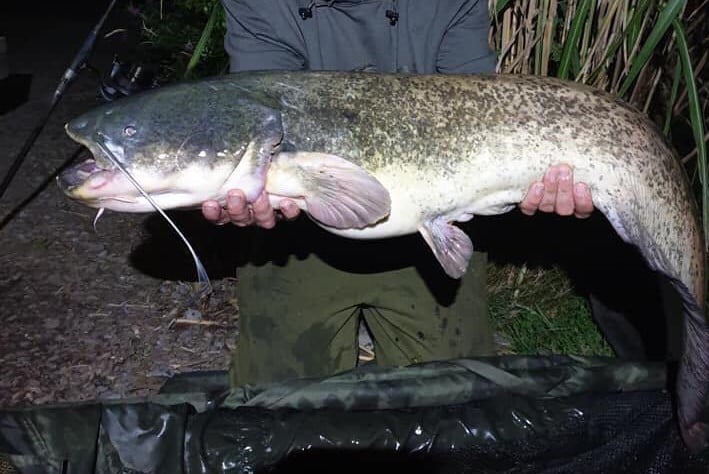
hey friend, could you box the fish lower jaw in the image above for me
[82,197,148,213]
[63,188,209,213]
[102,192,211,212]
[74,166,230,212]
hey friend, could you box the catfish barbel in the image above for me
[57,71,708,452]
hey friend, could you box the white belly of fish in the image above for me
[297,159,526,240]
[328,153,626,241]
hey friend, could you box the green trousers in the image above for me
[229,220,493,387]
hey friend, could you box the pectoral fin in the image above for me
[419,218,474,279]
[225,106,283,202]
[267,152,391,229]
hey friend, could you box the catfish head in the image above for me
[58,82,278,212]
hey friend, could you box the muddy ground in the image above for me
[0,4,242,407]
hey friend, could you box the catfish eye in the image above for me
[123,125,137,137]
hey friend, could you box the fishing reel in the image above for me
[98,55,157,102]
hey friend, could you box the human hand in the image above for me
[519,164,594,218]
[201,189,300,229]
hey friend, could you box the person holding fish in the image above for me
[202,0,595,386]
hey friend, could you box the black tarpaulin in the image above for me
[1,356,708,473]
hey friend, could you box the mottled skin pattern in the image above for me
[258,72,704,302]
[60,71,708,451]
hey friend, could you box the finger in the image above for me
[226,190,253,226]
[252,192,276,229]
[574,183,594,219]
[208,206,235,226]
[538,166,560,213]
[519,182,544,216]
[215,211,233,225]
[554,165,575,216]
[279,199,301,220]
[202,200,222,223]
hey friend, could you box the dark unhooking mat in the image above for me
[1,356,708,473]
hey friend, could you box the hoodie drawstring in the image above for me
[300,0,398,25]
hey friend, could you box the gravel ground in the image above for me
[0,4,237,407]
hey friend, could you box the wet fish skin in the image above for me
[58,71,708,451]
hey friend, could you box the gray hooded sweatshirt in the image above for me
[221,0,497,74]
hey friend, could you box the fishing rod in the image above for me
[0,0,119,201]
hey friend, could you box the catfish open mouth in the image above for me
[57,158,119,194]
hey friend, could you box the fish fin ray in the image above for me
[222,107,283,202]
[270,152,391,229]
[419,218,473,279]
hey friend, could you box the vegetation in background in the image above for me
[129,0,228,80]
[131,0,706,356]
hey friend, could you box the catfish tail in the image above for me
[672,279,709,453]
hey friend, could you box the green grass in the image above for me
[487,263,613,356]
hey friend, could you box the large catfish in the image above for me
[57,71,708,451]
